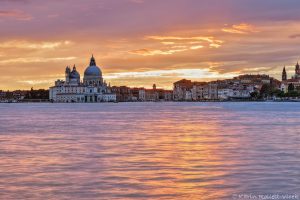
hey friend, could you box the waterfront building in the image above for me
[173,74,278,101]
[49,55,116,103]
[145,84,173,102]
[111,84,172,102]
[0,90,6,101]
[163,90,173,101]
[218,88,234,100]
[174,80,220,101]
[236,74,271,85]
[173,79,194,101]
[207,82,219,99]
[191,82,207,101]
[111,86,132,102]
[130,87,145,101]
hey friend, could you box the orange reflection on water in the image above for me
[1,103,298,199]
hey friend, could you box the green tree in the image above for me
[260,84,273,98]
[288,83,295,92]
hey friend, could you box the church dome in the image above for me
[70,70,80,79]
[84,65,102,77]
[84,55,102,77]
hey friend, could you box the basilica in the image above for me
[49,55,116,103]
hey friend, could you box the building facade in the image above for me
[49,55,116,103]
[111,84,172,102]
[173,74,279,101]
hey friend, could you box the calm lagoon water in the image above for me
[0,102,299,200]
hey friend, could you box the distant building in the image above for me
[173,74,279,101]
[49,55,116,103]
[281,62,300,93]
[191,82,207,100]
[111,84,172,102]
[173,79,193,101]
[111,86,132,102]
[0,90,6,101]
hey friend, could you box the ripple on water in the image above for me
[0,102,299,200]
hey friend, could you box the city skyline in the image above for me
[1,0,300,90]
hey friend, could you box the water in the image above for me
[0,102,299,200]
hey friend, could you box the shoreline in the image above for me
[1,100,300,103]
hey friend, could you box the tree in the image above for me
[271,89,284,97]
[288,83,295,92]
[260,84,273,98]
[285,91,299,97]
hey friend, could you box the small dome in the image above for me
[70,70,80,79]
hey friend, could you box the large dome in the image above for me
[84,55,102,77]
[84,65,102,77]
[83,55,104,86]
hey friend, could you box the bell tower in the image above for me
[296,62,300,75]
[65,66,70,84]
[282,66,287,81]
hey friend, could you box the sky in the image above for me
[1,0,300,90]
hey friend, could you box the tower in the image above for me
[65,66,70,84]
[296,62,300,76]
[153,84,157,90]
[282,66,287,81]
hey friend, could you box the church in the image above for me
[281,62,300,92]
[49,55,116,103]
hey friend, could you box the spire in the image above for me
[65,66,70,73]
[73,64,76,71]
[282,66,287,81]
[90,54,96,66]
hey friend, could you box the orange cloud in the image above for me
[147,35,223,48]
[129,48,188,56]
[0,40,72,49]
[0,57,76,64]
[129,35,223,56]
[222,23,258,34]
[190,45,204,50]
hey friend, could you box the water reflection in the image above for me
[0,102,299,199]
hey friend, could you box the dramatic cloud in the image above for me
[1,0,300,90]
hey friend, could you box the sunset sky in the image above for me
[1,0,300,90]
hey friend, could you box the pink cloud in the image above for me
[0,10,32,21]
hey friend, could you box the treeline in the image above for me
[251,84,300,99]
[0,88,49,100]
[24,89,49,99]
